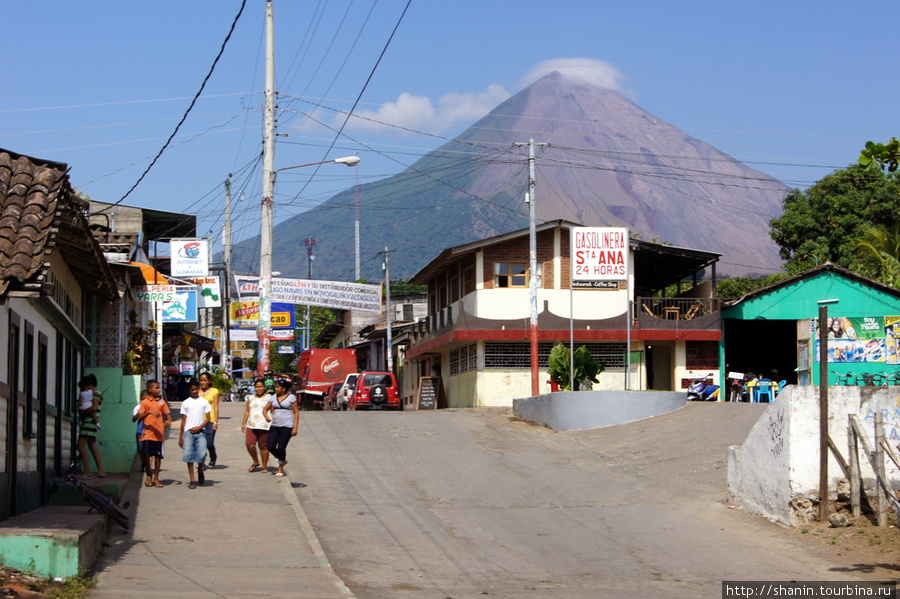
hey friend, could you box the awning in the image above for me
[128,262,169,285]
[181,331,216,353]
[110,261,169,285]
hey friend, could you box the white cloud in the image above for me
[518,58,628,93]
[343,84,510,135]
[340,59,627,135]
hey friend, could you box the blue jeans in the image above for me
[182,430,208,464]
[202,422,217,463]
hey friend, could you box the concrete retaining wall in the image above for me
[512,390,686,431]
[727,386,900,526]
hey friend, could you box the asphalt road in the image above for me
[289,403,878,599]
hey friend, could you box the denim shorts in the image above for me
[181,430,208,464]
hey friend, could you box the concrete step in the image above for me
[0,505,109,578]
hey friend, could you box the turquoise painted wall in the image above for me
[722,271,900,386]
[83,369,142,473]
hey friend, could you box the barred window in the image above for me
[686,340,718,369]
[450,343,478,376]
[484,342,627,369]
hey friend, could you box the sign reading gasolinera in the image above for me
[571,227,629,282]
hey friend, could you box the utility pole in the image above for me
[513,138,548,396]
[380,247,394,373]
[354,161,361,281]
[223,177,233,379]
[257,0,276,377]
[304,237,316,350]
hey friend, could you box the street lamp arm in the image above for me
[275,155,360,174]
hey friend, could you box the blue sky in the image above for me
[2,1,897,265]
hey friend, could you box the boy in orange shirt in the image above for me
[137,380,171,488]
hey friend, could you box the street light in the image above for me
[256,155,360,376]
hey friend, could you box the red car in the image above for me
[348,371,401,411]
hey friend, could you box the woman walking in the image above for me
[263,378,299,477]
[241,378,272,473]
[197,372,221,468]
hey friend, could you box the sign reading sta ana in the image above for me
[571,227,629,282]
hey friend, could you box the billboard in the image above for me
[170,238,209,277]
[571,227,629,283]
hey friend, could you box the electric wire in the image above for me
[113,0,248,207]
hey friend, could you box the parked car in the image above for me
[348,371,401,411]
[337,373,358,411]
[323,381,344,411]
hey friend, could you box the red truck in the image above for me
[295,349,358,410]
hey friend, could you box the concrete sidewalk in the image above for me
[90,401,355,599]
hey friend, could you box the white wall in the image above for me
[727,386,900,525]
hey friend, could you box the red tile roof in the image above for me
[0,148,116,299]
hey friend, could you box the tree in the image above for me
[854,224,900,287]
[769,165,900,274]
[547,344,604,391]
[716,274,788,299]
[859,137,900,173]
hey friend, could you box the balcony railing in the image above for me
[634,297,720,329]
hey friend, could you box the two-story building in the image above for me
[405,220,722,407]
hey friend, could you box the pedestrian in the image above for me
[137,380,171,488]
[241,378,272,473]
[132,396,149,482]
[76,374,106,478]
[197,372,221,468]
[178,380,211,489]
[263,378,299,478]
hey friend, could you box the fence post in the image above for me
[874,412,887,527]
[849,414,861,519]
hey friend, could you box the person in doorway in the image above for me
[263,378,299,478]
[241,378,272,473]
[178,380,211,489]
[137,380,171,488]
[197,372,221,468]
[76,374,106,478]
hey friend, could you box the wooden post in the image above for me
[874,412,887,527]
[817,303,830,522]
[848,415,861,518]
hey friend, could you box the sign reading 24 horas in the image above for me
[571,227,629,282]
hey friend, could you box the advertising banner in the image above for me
[229,301,294,328]
[571,227,629,282]
[233,276,382,312]
[162,289,198,323]
[170,238,209,277]
[136,285,178,302]
[189,276,222,308]
[810,315,900,363]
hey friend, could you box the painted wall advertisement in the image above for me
[571,227,629,285]
[812,316,900,363]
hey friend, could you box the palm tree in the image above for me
[854,224,900,287]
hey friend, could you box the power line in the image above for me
[113,0,248,207]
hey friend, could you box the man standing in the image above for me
[137,380,171,488]
[179,381,211,489]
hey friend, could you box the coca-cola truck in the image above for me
[295,349,358,410]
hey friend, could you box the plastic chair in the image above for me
[754,379,774,403]
[777,380,787,395]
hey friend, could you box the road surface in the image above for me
[290,403,879,599]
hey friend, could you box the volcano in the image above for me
[234,72,788,281]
